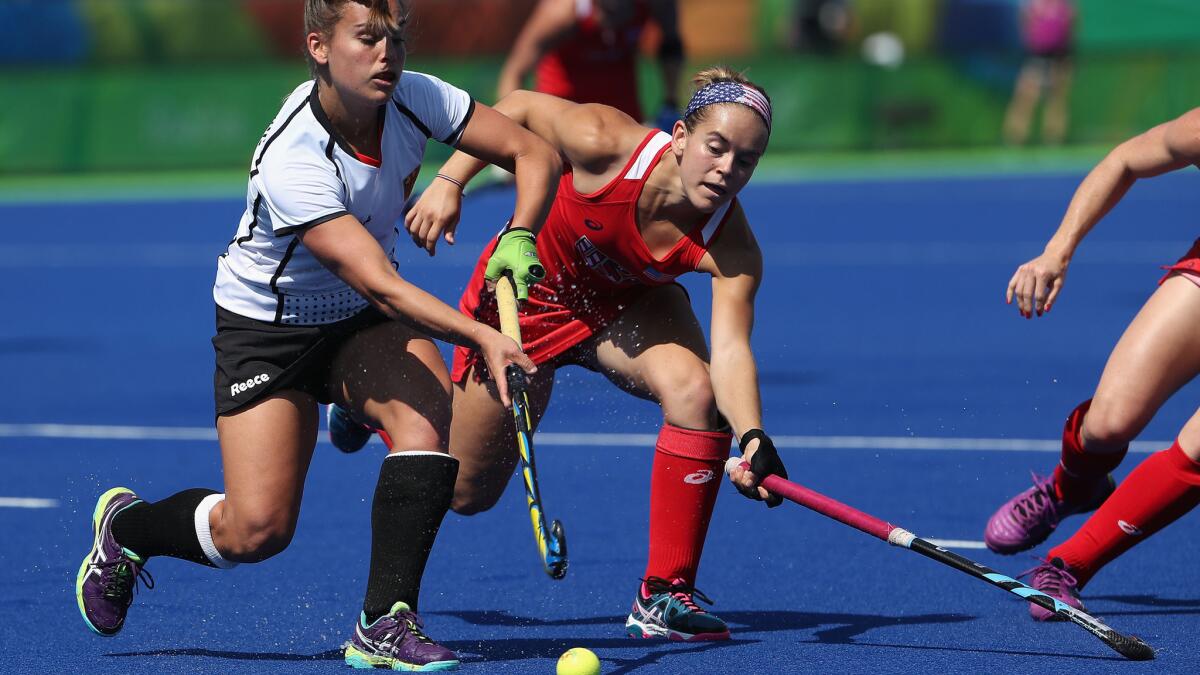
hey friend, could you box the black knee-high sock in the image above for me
[111,488,219,566]
[362,453,458,622]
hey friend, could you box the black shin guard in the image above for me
[362,452,458,622]
[111,488,219,566]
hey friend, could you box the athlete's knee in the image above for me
[450,460,508,515]
[377,402,450,451]
[451,485,502,516]
[1082,396,1150,449]
[655,368,716,423]
[220,509,297,562]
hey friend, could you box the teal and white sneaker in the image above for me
[625,576,730,641]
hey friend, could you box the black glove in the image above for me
[736,429,788,508]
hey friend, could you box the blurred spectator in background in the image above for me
[1003,0,1076,145]
[497,0,683,130]
[790,0,851,55]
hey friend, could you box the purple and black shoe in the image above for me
[1019,557,1085,621]
[344,601,459,671]
[76,487,153,636]
[984,472,1114,554]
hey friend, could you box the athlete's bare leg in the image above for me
[1004,60,1044,146]
[212,390,319,562]
[1082,274,1200,454]
[1043,59,1073,145]
[591,284,716,428]
[448,361,556,514]
[330,319,453,453]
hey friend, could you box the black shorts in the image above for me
[212,304,389,416]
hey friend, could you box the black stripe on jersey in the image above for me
[392,100,432,139]
[311,92,387,159]
[443,98,476,146]
[250,94,310,178]
[274,209,349,237]
[234,194,264,248]
[324,136,348,194]
[271,237,303,324]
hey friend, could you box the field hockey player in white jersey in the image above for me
[73,1,559,670]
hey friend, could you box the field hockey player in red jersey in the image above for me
[334,65,789,641]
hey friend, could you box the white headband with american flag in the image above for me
[683,81,772,133]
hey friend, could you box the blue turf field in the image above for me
[3,171,1199,673]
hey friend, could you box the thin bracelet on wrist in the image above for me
[434,173,465,190]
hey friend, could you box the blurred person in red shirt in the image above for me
[498,0,684,130]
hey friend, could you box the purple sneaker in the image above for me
[76,487,153,636]
[984,472,1114,554]
[344,601,459,671]
[1019,557,1085,621]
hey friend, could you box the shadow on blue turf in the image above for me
[831,641,1129,662]
[445,636,747,669]
[1088,594,1200,617]
[106,648,343,661]
[431,608,973,643]
[103,641,743,669]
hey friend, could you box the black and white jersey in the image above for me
[214,71,474,325]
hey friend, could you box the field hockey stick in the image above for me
[495,274,568,580]
[725,459,1155,661]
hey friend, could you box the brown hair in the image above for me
[682,65,772,133]
[304,0,407,76]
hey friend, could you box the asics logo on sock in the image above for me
[683,469,715,484]
[1117,520,1143,536]
[231,373,270,397]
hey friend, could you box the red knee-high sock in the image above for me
[377,429,394,450]
[643,424,732,585]
[1049,440,1200,588]
[1053,399,1127,503]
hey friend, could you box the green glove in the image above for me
[485,228,545,301]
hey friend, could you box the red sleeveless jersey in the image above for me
[452,130,738,382]
[534,0,649,121]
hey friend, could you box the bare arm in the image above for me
[1008,107,1200,318]
[436,90,646,188]
[700,204,763,439]
[299,215,534,403]
[701,205,787,502]
[406,100,561,253]
[496,0,576,100]
[1046,108,1200,261]
[302,215,489,342]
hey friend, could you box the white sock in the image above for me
[194,493,238,569]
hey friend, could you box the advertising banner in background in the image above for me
[2,0,1199,173]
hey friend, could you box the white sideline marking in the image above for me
[0,497,58,509]
[0,423,1167,452]
[924,538,988,550]
[0,424,217,441]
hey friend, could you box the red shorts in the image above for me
[450,241,647,383]
[1159,238,1200,287]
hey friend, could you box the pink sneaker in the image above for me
[984,472,1114,554]
[1019,557,1085,621]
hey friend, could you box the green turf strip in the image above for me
[0,144,1109,205]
